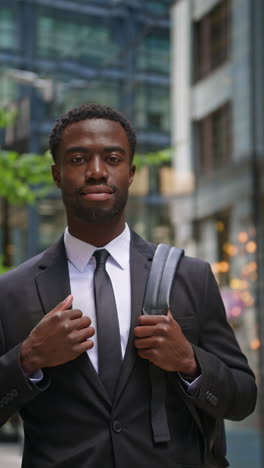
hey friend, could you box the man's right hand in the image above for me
[20,295,94,375]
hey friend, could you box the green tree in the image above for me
[0,150,53,268]
[0,107,54,268]
[134,148,172,169]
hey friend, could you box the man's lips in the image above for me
[80,185,114,200]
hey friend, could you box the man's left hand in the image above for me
[134,311,200,377]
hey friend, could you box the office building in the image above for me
[170,0,264,465]
[0,0,173,263]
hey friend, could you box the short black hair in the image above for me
[49,103,137,162]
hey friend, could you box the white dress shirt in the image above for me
[30,225,200,393]
[64,224,131,373]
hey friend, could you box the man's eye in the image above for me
[108,155,121,164]
[72,155,84,164]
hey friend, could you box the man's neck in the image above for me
[67,218,126,247]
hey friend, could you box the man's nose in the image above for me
[85,155,108,180]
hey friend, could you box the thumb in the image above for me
[167,309,178,325]
[49,295,73,315]
[167,309,173,319]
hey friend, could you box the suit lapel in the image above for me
[35,237,71,314]
[35,236,112,407]
[114,231,155,404]
[34,231,156,407]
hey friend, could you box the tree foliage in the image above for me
[134,148,172,169]
[0,108,17,129]
[0,150,54,204]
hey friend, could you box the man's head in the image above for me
[50,104,136,242]
[49,103,136,163]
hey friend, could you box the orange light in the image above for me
[245,241,257,254]
[219,261,229,273]
[250,338,261,351]
[238,232,249,243]
[223,243,238,256]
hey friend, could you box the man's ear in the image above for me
[129,164,136,186]
[51,164,61,188]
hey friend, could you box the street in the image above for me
[0,443,22,468]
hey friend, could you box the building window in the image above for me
[0,7,17,51]
[0,73,17,107]
[144,1,171,15]
[194,0,231,81]
[197,102,232,173]
[54,79,120,116]
[38,15,119,65]
[135,84,170,133]
[137,29,170,74]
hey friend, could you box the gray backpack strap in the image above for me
[143,243,184,315]
[142,244,184,444]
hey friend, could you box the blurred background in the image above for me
[0,0,263,466]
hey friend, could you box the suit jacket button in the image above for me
[112,420,122,433]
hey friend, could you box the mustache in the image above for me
[77,182,118,194]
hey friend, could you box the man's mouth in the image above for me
[80,185,114,201]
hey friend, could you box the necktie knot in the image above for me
[94,249,109,268]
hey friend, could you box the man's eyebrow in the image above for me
[64,145,126,155]
[104,146,126,155]
[64,146,88,155]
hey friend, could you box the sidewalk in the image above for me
[0,443,22,468]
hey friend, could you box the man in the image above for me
[0,103,256,468]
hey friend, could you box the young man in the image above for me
[0,104,257,467]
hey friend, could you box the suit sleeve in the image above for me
[0,322,48,427]
[185,263,257,420]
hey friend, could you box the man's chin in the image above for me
[75,207,123,224]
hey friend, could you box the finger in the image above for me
[137,348,158,362]
[69,308,84,321]
[75,340,94,354]
[137,314,169,326]
[49,295,73,315]
[75,326,95,342]
[134,325,161,338]
[134,336,162,349]
[74,315,92,330]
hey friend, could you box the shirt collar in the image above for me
[64,224,130,273]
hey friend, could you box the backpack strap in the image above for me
[143,244,184,316]
[142,244,184,444]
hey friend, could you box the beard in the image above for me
[63,184,128,224]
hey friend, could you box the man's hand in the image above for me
[134,311,199,376]
[20,295,94,375]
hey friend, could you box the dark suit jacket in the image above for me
[0,230,257,468]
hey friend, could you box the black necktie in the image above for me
[93,249,122,399]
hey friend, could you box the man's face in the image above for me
[52,119,135,224]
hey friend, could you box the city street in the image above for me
[0,443,22,468]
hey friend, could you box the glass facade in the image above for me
[0,1,172,260]
[54,78,120,116]
[135,84,170,132]
[38,14,119,65]
[137,29,170,74]
[144,1,171,15]
[0,7,17,51]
